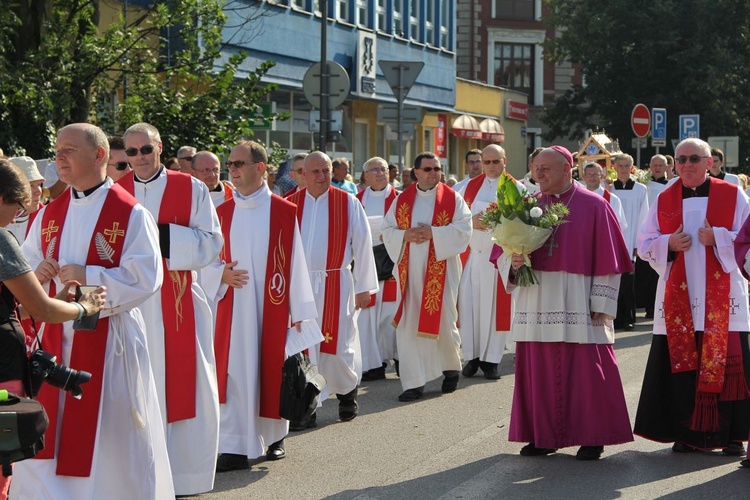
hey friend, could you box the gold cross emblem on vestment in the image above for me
[42,220,59,243]
[323,332,333,343]
[104,222,125,244]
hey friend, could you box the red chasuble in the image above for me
[36,185,136,477]
[119,170,198,423]
[393,182,456,338]
[461,173,512,331]
[357,187,398,308]
[288,187,349,355]
[658,177,744,431]
[214,194,295,418]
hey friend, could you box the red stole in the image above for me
[222,181,234,202]
[214,195,295,418]
[357,187,398,307]
[393,183,456,338]
[289,187,349,354]
[461,174,512,331]
[37,185,136,477]
[658,178,743,431]
[119,170,198,423]
[602,189,611,203]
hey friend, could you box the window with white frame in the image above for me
[425,0,435,45]
[376,0,387,32]
[291,0,306,9]
[493,42,533,95]
[335,0,348,21]
[356,0,369,27]
[409,0,419,42]
[394,0,405,37]
[440,0,450,49]
[494,0,535,20]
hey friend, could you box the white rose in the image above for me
[530,207,543,218]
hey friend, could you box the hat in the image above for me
[548,146,574,168]
[10,156,45,182]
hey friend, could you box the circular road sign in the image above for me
[631,104,651,138]
[303,61,350,109]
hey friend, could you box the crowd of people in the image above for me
[1,125,750,499]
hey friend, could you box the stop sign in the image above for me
[631,104,651,138]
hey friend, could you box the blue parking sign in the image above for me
[652,108,667,140]
[679,114,700,141]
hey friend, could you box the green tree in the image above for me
[543,0,750,167]
[0,0,282,158]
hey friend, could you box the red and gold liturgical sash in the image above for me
[289,187,349,354]
[393,182,456,338]
[461,174,512,331]
[37,185,136,477]
[658,178,739,431]
[120,170,197,423]
[214,195,295,418]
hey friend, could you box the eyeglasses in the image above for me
[179,156,194,162]
[225,160,256,169]
[125,145,155,157]
[367,167,387,174]
[675,155,710,165]
[418,166,442,173]
[483,159,503,165]
[109,161,130,171]
[293,168,304,174]
[194,168,220,175]
[15,203,27,219]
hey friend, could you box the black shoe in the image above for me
[741,459,750,468]
[289,411,317,432]
[216,453,249,472]
[672,442,697,453]
[442,371,459,393]
[482,363,501,380]
[266,439,286,460]
[519,443,557,457]
[394,359,400,377]
[362,363,387,381]
[462,358,480,377]
[337,388,358,422]
[398,387,423,402]
[723,441,746,456]
[576,446,604,461]
[625,323,635,331]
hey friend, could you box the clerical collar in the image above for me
[682,178,710,198]
[709,170,725,180]
[614,178,635,190]
[73,179,108,199]
[653,176,668,185]
[370,185,388,192]
[134,166,164,184]
[548,182,576,199]
[417,184,436,192]
[211,183,223,192]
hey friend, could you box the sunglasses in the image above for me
[225,160,256,169]
[675,155,710,165]
[111,161,130,171]
[125,145,155,157]
[14,203,27,219]
[483,159,503,165]
[418,166,442,173]
[179,156,194,162]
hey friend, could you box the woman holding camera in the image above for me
[0,159,106,498]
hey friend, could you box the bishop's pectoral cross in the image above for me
[545,233,559,256]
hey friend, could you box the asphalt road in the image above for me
[199,312,750,499]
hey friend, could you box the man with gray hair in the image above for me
[177,145,197,173]
[283,152,308,198]
[120,122,222,496]
[191,151,233,207]
[16,123,173,498]
[356,156,399,381]
[637,137,750,456]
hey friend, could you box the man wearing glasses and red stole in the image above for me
[119,122,223,496]
[15,123,173,499]
[382,151,472,402]
[637,138,750,457]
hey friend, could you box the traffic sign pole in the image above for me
[379,61,424,169]
[318,0,329,153]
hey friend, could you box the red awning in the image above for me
[451,114,482,139]
[479,118,505,143]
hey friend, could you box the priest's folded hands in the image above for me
[667,223,691,252]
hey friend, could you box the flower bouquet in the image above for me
[481,172,569,286]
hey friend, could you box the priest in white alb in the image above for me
[581,162,628,230]
[15,123,173,499]
[356,157,400,381]
[119,122,222,496]
[201,140,318,472]
[457,144,518,380]
[382,151,472,402]
[636,138,750,454]
[496,146,634,461]
[287,151,378,428]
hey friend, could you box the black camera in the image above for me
[27,350,91,399]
